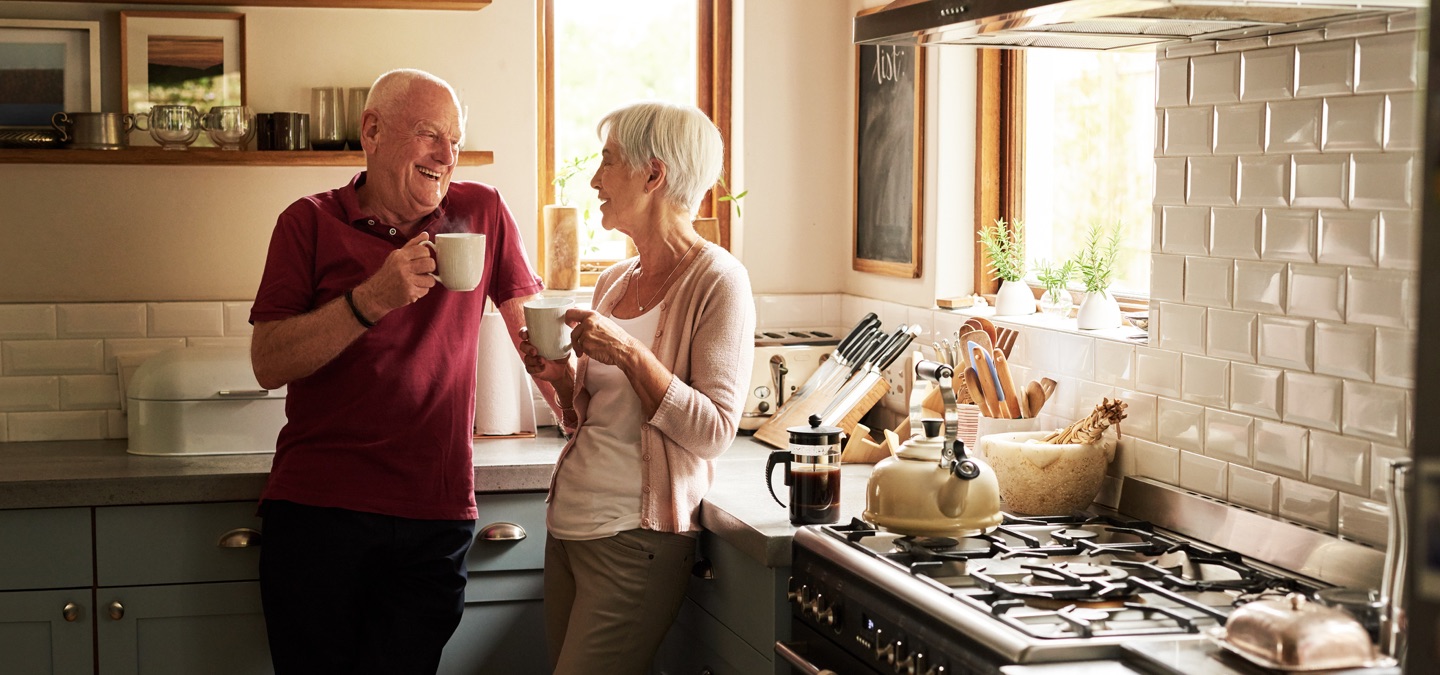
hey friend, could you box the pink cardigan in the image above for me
[548,243,756,533]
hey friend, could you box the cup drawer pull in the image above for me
[217,389,271,398]
[218,527,263,548]
[479,522,526,542]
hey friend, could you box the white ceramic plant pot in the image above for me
[994,279,1035,316]
[1076,290,1121,330]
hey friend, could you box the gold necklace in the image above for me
[636,238,701,311]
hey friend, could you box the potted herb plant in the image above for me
[1034,258,1075,319]
[978,217,1034,316]
[544,153,596,290]
[1073,222,1123,330]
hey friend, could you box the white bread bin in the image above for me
[127,346,286,456]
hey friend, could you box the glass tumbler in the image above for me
[311,87,346,151]
[346,87,370,151]
[202,105,256,151]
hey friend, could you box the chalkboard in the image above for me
[854,43,924,278]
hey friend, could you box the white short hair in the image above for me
[597,102,723,216]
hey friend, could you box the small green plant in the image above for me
[552,152,597,206]
[1073,222,1123,293]
[977,217,1026,283]
[1034,258,1075,299]
[717,177,748,218]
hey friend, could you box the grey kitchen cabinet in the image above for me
[440,491,549,675]
[0,507,96,675]
[652,532,791,675]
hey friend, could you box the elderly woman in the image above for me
[519,101,755,674]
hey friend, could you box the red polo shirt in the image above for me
[250,172,542,520]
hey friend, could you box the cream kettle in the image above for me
[863,360,1002,538]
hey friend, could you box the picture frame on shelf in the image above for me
[120,11,245,121]
[0,19,101,131]
[852,40,924,279]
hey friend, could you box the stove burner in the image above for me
[1025,562,1129,584]
[901,536,960,551]
[1050,528,1099,544]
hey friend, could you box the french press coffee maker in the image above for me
[766,414,844,525]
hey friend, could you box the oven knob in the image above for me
[806,592,825,619]
[786,581,808,605]
[814,598,840,628]
[894,641,915,675]
[874,629,895,664]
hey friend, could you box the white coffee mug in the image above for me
[421,233,486,291]
[524,297,575,360]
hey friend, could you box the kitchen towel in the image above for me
[474,312,537,436]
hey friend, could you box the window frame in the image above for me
[536,0,733,287]
[974,49,1151,311]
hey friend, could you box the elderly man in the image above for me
[249,68,544,674]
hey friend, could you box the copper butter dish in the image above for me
[1209,593,1397,671]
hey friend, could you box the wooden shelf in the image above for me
[45,1,489,9]
[0,148,494,167]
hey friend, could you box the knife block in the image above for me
[754,377,890,449]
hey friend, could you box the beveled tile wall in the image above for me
[0,302,253,442]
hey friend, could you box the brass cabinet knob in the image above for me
[218,527,263,548]
[62,602,80,622]
[108,601,124,621]
[479,522,526,542]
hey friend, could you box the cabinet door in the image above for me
[439,569,546,675]
[467,492,547,572]
[0,507,92,590]
[651,596,773,675]
[97,581,272,675]
[685,533,790,657]
[0,589,94,675]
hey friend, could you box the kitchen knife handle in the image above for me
[833,312,879,360]
[874,325,920,372]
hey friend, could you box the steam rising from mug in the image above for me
[421,233,486,291]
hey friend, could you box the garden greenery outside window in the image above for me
[977,48,1155,305]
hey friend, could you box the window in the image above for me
[538,0,731,283]
[976,49,1156,300]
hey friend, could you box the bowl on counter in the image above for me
[978,430,1114,515]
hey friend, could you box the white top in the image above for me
[547,306,663,540]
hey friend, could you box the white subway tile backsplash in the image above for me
[1350,153,1413,210]
[1165,107,1213,155]
[1094,340,1135,389]
[1287,264,1347,321]
[1209,208,1262,259]
[1322,95,1384,151]
[1370,443,1409,502]
[1240,46,1295,102]
[1374,327,1414,388]
[1156,58,1190,107]
[1338,494,1388,547]
[1133,438,1180,483]
[1231,363,1284,420]
[1257,316,1312,370]
[1161,206,1209,254]
[1237,155,1291,207]
[1158,398,1205,453]
[1116,389,1158,441]
[1278,478,1338,530]
[1261,209,1317,262]
[147,303,224,338]
[223,302,254,337]
[1156,302,1206,354]
[0,376,59,412]
[1308,430,1370,494]
[1266,99,1321,153]
[1313,322,1374,381]
[1190,52,1240,105]
[0,305,57,340]
[1346,267,1412,328]
[1187,157,1238,206]
[1184,257,1232,308]
[1356,31,1418,93]
[1054,333,1096,380]
[1,340,105,376]
[905,306,936,345]
[8,410,107,442]
[1154,157,1189,205]
[1295,40,1355,98]
[1385,92,1420,151]
[1233,261,1288,314]
[1290,154,1349,208]
[103,338,187,374]
[1254,419,1309,479]
[1207,309,1256,363]
[1180,451,1229,499]
[56,304,147,339]
[1378,210,1418,271]
[1283,371,1342,432]
[1229,464,1280,513]
[1136,347,1182,399]
[1150,253,1186,302]
[1204,408,1252,464]
[1214,104,1265,154]
[1342,380,1408,445]
[1316,210,1378,266]
[1182,354,1229,407]
[59,374,120,411]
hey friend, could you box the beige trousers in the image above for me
[544,529,696,675]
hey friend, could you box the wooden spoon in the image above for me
[992,350,1023,419]
[1025,380,1047,417]
[971,347,1007,418]
[1040,377,1057,400]
[965,367,994,417]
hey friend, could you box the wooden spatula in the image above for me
[1024,380,1047,417]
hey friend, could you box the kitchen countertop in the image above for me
[0,431,869,569]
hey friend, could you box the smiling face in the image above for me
[361,80,463,226]
[589,137,652,236]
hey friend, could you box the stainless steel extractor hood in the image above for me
[854,0,1424,50]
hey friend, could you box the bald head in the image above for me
[367,69,463,121]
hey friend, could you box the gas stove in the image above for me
[780,477,1388,675]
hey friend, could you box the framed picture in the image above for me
[0,19,100,127]
[853,42,924,279]
[120,11,245,116]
